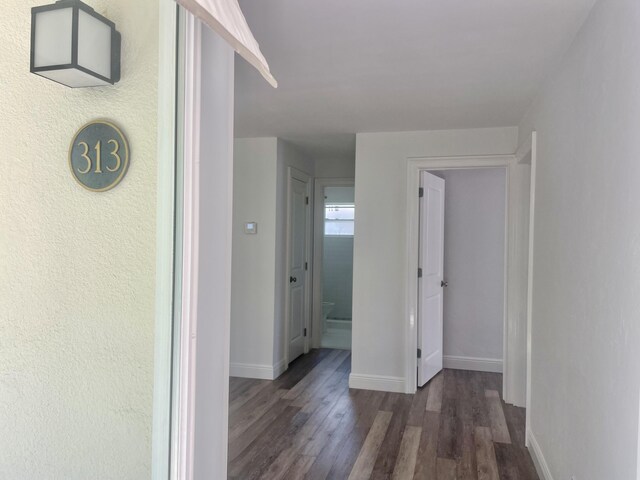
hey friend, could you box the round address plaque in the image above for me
[69,120,130,192]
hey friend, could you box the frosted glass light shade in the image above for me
[30,0,120,87]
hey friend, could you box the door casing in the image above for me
[518,132,537,446]
[153,6,236,479]
[152,1,179,479]
[405,151,535,414]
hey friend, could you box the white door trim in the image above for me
[517,132,538,445]
[162,12,237,479]
[152,1,179,479]
[311,178,355,349]
[405,154,531,406]
[284,167,312,366]
[172,11,201,480]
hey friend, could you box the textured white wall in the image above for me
[437,168,506,361]
[231,138,278,370]
[352,128,518,383]
[0,1,158,479]
[518,0,640,478]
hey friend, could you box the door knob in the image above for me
[441,280,448,287]
[290,276,297,283]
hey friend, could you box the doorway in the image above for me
[405,153,533,408]
[417,168,507,387]
[312,179,355,351]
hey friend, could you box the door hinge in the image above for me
[304,328,307,337]
[305,196,309,205]
[418,268,423,278]
[419,187,424,198]
[417,348,422,358]
[305,262,308,271]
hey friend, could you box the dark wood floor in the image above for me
[228,349,539,480]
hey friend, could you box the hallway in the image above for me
[228,349,538,479]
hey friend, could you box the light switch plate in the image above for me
[244,222,257,234]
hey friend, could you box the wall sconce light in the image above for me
[30,0,121,87]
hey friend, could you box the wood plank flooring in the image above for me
[228,349,539,480]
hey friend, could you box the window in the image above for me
[325,204,355,236]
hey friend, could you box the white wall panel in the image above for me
[518,0,640,478]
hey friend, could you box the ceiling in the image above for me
[235,0,596,160]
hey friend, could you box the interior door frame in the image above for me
[405,153,533,407]
[152,1,182,479]
[516,132,538,446]
[169,10,202,480]
[311,178,355,349]
[284,167,312,366]
[153,6,236,479]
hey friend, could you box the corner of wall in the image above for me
[348,373,406,393]
[229,358,286,380]
[527,430,554,480]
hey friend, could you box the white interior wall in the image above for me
[192,26,235,480]
[351,127,518,391]
[314,157,356,178]
[230,138,313,378]
[230,138,278,377]
[434,168,506,368]
[518,0,640,478]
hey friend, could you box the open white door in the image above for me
[288,173,309,363]
[418,171,445,387]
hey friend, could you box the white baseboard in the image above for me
[443,355,503,373]
[230,359,287,380]
[273,358,287,378]
[349,373,405,393]
[527,430,554,480]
